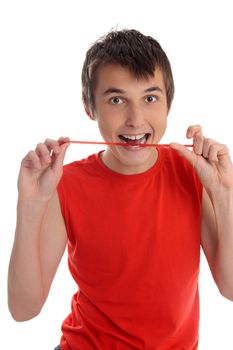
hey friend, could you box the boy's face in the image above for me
[87,64,168,174]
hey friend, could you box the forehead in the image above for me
[94,63,165,94]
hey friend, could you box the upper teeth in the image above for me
[121,134,146,140]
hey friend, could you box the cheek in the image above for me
[96,111,121,133]
[96,118,116,137]
[161,118,167,132]
[152,115,167,137]
[157,124,167,137]
[151,113,167,127]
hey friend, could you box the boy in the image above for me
[8,29,233,350]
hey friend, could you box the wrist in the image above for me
[206,187,233,213]
[207,186,233,199]
[17,197,49,222]
[17,188,55,203]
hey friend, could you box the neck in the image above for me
[100,148,158,175]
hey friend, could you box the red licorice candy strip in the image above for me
[69,140,193,148]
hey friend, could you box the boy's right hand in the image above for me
[18,137,70,202]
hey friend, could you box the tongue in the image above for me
[127,139,139,144]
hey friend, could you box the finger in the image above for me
[209,143,230,163]
[44,138,61,155]
[52,142,70,172]
[169,142,197,167]
[44,137,70,155]
[187,125,203,155]
[208,143,219,162]
[202,138,216,159]
[57,136,70,144]
[21,151,41,170]
[35,143,52,164]
[186,124,202,138]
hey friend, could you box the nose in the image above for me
[125,104,145,128]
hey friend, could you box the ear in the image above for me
[84,103,96,121]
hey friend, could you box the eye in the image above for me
[110,97,123,105]
[145,95,157,103]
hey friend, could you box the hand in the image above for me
[18,137,70,201]
[170,125,233,192]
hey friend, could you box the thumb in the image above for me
[170,142,197,167]
[53,142,70,173]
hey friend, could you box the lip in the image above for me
[121,145,147,152]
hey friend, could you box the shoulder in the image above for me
[162,147,195,175]
[162,147,202,197]
[61,152,102,181]
[58,152,105,196]
[63,153,98,173]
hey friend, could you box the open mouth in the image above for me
[118,133,151,146]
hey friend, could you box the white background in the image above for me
[1,0,233,349]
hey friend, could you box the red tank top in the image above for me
[57,147,202,350]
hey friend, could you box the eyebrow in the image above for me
[102,86,164,95]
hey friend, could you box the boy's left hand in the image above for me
[170,125,233,192]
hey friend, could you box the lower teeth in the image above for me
[119,134,149,145]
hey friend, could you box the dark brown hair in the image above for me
[82,29,174,112]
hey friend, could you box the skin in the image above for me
[8,64,233,322]
[171,129,233,299]
[85,64,168,175]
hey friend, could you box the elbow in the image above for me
[9,304,43,322]
[8,297,44,322]
[7,283,47,321]
[215,275,233,301]
[212,264,233,301]
[218,286,233,302]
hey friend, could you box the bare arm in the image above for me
[171,125,233,301]
[8,138,70,321]
[201,186,233,300]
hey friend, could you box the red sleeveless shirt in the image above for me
[57,148,202,350]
